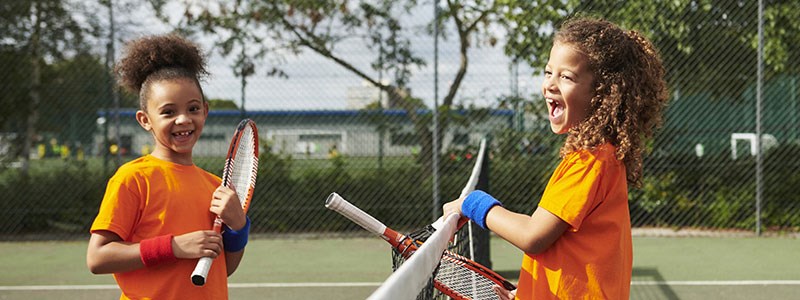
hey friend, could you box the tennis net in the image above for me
[369,214,461,300]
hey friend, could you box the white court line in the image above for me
[0,282,382,291]
[2,280,799,291]
[631,280,800,286]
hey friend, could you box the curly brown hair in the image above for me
[115,34,208,110]
[554,17,669,187]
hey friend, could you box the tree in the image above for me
[0,0,99,174]
[40,53,114,149]
[501,0,800,99]
[154,0,513,170]
[208,98,240,110]
[0,48,30,154]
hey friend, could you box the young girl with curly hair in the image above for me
[86,34,249,299]
[442,17,669,299]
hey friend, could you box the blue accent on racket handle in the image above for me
[461,190,502,230]
[223,216,250,252]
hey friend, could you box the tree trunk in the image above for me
[21,3,43,176]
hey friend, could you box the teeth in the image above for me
[174,131,192,136]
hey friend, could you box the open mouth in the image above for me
[546,98,564,119]
[172,130,194,140]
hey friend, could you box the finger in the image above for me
[203,248,218,259]
[203,230,222,237]
[216,186,236,196]
[492,285,509,300]
[213,187,236,199]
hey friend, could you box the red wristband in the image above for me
[140,234,177,267]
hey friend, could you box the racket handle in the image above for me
[325,193,387,235]
[191,257,213,286]
[191,217,224,286]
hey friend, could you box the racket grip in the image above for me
[325,193,387,235]
[191,218,223,286]
[191,257,213,286]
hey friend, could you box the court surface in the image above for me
[0,236,798,299]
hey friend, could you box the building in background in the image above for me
[95,109,514,159]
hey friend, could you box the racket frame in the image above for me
[325,192,516,299]
[191,119,259,286]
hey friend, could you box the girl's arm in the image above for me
[485,205,569,254]
[86,231,142,274]
[443,197,569,254]
[87,230,223,274]
[225,249,245,276]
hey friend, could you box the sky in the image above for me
[113,1,543,111]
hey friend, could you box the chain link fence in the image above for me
[1,1,798,241]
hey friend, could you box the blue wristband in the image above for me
[223,216,250,252]
[461,190,502,230]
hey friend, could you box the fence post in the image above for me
[471,136,492,268]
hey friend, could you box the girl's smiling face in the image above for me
[136,78,207,165]
[542,42,596,134]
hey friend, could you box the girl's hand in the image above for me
[172,230,222,259]
[441,196,466,219]
[210,186,246,230]
[492,284,517,300]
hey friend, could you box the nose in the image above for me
[175,113,192,125]
[542,76,557,93]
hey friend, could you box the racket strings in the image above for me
[229,127,258,207]
[434,254,500,300]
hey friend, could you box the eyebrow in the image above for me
[156,99,203,109]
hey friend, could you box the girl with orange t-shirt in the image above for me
[442,17,669,300]
[87,35,250,300]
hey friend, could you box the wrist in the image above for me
[227,216,247,231]
[139,234,177,267]
[461,190,502,230]
[223,216,250,252]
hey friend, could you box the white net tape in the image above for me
[368,213,460,300]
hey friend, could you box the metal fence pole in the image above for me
[431,1,441,221]
[756,0,764,236]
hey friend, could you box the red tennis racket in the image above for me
[325,193,515,300]
[191,119,259,286]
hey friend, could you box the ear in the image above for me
[136,110,152,131]
[203,100,209,118]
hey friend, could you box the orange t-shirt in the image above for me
[516,144,631,300]
[90,155,228,300]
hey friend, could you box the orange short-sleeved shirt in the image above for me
[516,144,631,300]
[90,155,228,300]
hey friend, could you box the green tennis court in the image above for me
[0,236,797,299]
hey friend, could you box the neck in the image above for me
[149,148,193,166]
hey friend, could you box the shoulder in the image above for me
[558,143,624,181]
[565,143,621,167]
[109,156,156,181]
[110,155,187,183]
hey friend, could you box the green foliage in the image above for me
[207,98,239,110]
[631,145,800,232]
[502,1,800,99]
[0,160,107,237]
[3,145,799,238]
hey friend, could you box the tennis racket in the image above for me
[325,193,516,300]
[191,119,259,286]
